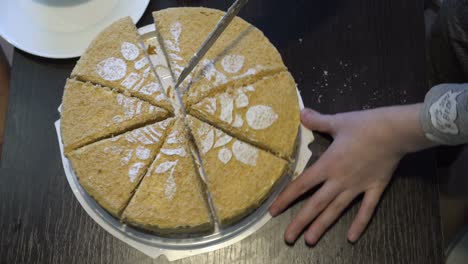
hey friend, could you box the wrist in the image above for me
[380,104,438,154]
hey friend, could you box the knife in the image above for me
[174,0,249,91]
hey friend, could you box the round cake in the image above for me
[60,7,300,234]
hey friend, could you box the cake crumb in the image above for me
[148,45,157,55]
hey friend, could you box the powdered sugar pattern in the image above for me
[191,118,259,166]
[121,149,133,165]
[164,172,177,200]
[97,57,127,81]
[124,123,165,145]
[160,147,186,157]
[170,22,182,48]
[246,105,278,130]
[235,91,249,108]
[155,160,178,173]
[122,72,140,89]
[213,132,232,148]
[139,82,161,96]
[128,162,145,182]
[219,93,234,124]
[121,42,139,61]
[134,57,149,70]
[232,140,258,166]
[194,83,279,131]
[218,148,232,164]
[189,63,265,100]
[199,128,214,154]
[232,114,244,128]
[111,93,164,125]
[94,41,169,104]
[166,130,180,144]
[221,55,244,73]
[135,146,151,160]
[204,97,217,115]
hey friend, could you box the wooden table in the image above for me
[0,0,443,263]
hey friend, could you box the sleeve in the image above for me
[420,83,468,145]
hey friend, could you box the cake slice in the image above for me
[67,118,175,217]
[122,119,213,234]
[189,72,300,160]
[71,17,173,112]
[187,115,288,226]
[152,7,286,106]
[61,79,169,153]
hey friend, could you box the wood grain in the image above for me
[0,0,443,263]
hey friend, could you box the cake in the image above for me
[60,7,300,235]
[71,17,174,112]
[61,79,169,153]
[189,72,300,160]
[67,118,175,217]
[122,119,213,234]
[187,115,288,226]
[153,7,287,105]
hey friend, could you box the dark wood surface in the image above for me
[0,0,443,263]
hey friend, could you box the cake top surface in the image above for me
[61,7,299,234]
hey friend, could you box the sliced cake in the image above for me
[189,72,300,160]
[71,17,173,112]
[61,79,169,153]
[143,34,183,114]
[122,119,213,234]
[152,7,287,106]
[187,115,288,226]
[67,118,175,217]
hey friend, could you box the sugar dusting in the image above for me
[154,159,178,200]
[221,55,245,73]
[121,72,140,89]
[120,149,133,165]
[213,132,232,148]
[160,147,187,157]
[139,82,161,96]
[121,42,140,61]
[94,40,168,103]
[135,146,151,160]
[194,120,259,166]
[219,93,234,124]
[199,128,214,154]
[246,105,278,130]
[155,160,178,173]
[164,170,177,200]
[235,91,249,108]
[232,140,258,166]
[97,57,127,81]
[218,148,232,164]
[128,162,145,182]
[232,114,244,128]
[134,57,149,70]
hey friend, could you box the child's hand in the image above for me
[269,105,435,245]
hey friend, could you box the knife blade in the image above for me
[174,0,249,91]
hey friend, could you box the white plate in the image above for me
[0,0,150,59]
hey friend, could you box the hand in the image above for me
[269,105,434,245]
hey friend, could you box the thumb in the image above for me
[300,108,333,133]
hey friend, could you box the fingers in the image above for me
[304,190,357,245]
[270,164,326,216]
[300,108,333,133]
[283,182,339,244]
[347,187,384,242]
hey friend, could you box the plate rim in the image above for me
[0,0,150,59]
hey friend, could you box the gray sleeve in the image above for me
[420,83,468,145]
